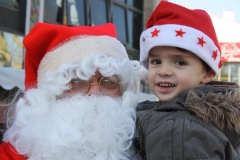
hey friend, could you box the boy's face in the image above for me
[148,46,215,102]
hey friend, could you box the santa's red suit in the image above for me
[0,143,25,159]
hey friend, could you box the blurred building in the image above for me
[210,15,240,84]
[223,8,235,21]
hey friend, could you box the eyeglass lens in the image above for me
[99,77,119,94]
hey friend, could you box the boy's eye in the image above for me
[175,60,186,66]
[150,59,161,65]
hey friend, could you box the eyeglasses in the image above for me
[68,76,120,95]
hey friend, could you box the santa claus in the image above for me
[0,23,141,160]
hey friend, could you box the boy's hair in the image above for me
[140,1,221,76]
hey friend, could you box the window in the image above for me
[112,0,143,51]
[127,0,142,10]
[116,0,125,2]
[0,0,19,8]
[214,63,240,85]
[91,0,107,25]
[44,0,64,24]
[71,0,86,25]
[230,64,240,84]
[0,0,26,34]
[112,5,127,43]
[0,0,25,69]
[128,10,142,49]
[43,0,143,60]
[0,31,24,68]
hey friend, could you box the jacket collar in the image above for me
[175,81,240,148]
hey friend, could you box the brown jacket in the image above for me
[135,81,240,160]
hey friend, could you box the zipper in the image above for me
[137,119,146,159]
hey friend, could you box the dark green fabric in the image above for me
[135,81,240,160]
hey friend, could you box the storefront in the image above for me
[211,15,240,84]
[0,0,144,93]
[0,0,143,69]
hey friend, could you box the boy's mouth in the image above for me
[157,83,175,88]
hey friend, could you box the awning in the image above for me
[210,15,240,62]
[220,43,240,62]
[0,67,24,90]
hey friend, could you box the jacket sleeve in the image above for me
[235,147,240,159]
[0,142,25,160]
[137,110,240,160]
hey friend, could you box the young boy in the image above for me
[135,1,240,159]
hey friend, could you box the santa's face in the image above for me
[3,53,140,160]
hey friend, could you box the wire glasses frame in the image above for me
[68,76,121,95]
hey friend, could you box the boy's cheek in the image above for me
[147,71,155,80]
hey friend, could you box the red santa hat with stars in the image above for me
[140,1,222,75]
[23,23,129,90]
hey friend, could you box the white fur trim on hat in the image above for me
[38,36,128,88]
[140,24,221,75]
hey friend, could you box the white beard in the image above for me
[3,89,138,160]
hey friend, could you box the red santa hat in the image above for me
[23,23,128,90]
[140,1,222,75]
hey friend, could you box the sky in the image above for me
[168,0,240,23]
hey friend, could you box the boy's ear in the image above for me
[201,69,215,84]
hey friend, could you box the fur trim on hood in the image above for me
[184,81,240,132]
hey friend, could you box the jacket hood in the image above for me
[137,81,240,148]
[184,81,240,132]
[183,81,240,148]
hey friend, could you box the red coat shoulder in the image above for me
[0,142,25,160]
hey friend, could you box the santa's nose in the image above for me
[86,83,102,95]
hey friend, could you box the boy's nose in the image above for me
[86,83,102,95]
[158,64,173,77]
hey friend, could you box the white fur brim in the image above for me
[38,36,128,88]
[140,24,221,75]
